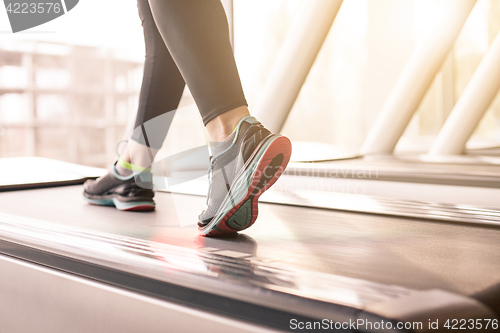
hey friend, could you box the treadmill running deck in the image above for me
[2,185,499,297]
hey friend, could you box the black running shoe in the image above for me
[83,165,155,211]
[198,116,291,236]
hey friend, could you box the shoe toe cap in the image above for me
[83,178,97,194]
[197,212,213,227]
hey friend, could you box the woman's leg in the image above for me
[147,0,249,142]
[118,0,186,174]
[82,0,187,211]
[147,0,292,235]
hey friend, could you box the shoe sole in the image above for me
[200,135,291,237]
[84,196,155,212]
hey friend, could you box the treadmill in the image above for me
[0,156,499,332]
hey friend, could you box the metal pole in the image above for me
[360,0,477,155]
[428,29,500,156]
[253,0,343,133]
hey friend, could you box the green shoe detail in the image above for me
[226,199,253,230]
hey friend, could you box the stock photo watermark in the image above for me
[289,318,499,331]
[134,144,380,196]
[3,0,79,33]
[124,142,381,227]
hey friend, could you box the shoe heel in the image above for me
[227,136,291,232]
[253,136,292,196]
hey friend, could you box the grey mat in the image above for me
[0,157,105,191]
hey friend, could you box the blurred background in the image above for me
[0,0,499,168]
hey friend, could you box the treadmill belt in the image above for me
[1,185,499,297]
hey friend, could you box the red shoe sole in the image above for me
[121,205,156,212]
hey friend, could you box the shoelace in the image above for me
[206,164,213,206]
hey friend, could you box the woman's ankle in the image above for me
[206,106,250,142]
[115,141,158,176]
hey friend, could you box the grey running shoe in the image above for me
[83,164,155,211]
[198,116,291,236]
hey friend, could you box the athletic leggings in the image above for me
[133,0,248,149]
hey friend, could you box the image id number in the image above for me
[6,3,62,14]
[444,319,498,330]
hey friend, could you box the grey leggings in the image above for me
[133,0,248,149]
